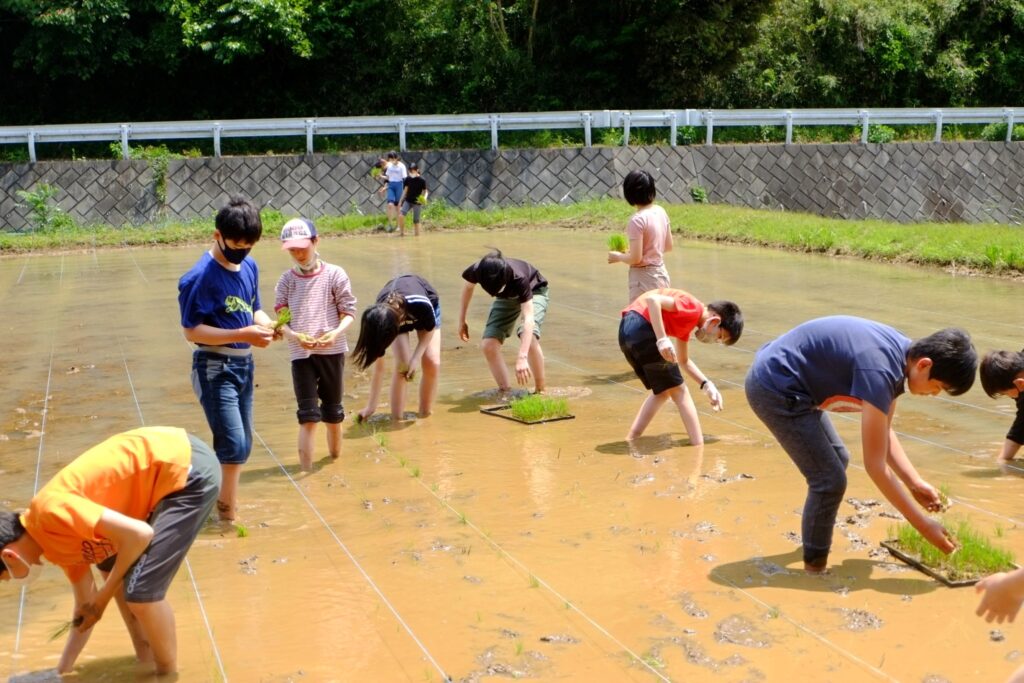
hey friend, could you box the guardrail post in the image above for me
[582,112,592,147]
[213,124,222,158]
[859,110,870,144]
[933,110,943,143]
[784,110,793,145]
[704,112,714,146]
[398,119,407,152]
[622,112,631,146]
[305,120,315,155]
[1006,108,1016,142]
[489,114,499,151]
[120,124,131,160]
[669,111,677,148]
[27,131,37,163]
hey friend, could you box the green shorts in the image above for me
[482,286,549,342]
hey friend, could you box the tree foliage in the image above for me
[0,0,1020,127]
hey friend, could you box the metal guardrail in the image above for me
[1,108,1019,163]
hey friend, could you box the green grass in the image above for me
[890,517,1016,580]
[607,232,628,251]
[5,199,1024,277]
[508,394,570,422]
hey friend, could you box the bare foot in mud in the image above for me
[804,562,830,575]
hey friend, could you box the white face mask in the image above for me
[3,553,43,588]
[296,253,319,273]
[694,319,720,344]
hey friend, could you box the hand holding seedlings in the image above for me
[74,602,104,631]
[911,481,945,513]
[243,324,275,348]
[315,329,339,348]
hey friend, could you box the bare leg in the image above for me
[218,464,242,521]
[390,335,413,419]
[418,329,441,417]
[113,588,153,664]
[668,384,704,446]
[481,337,511,391]
[297,422,317,471]
[358,358,387,420]
[626,391,670,440]
[526,337,546,393]
[398,211,406,236]
[326,422,341,460]
[126,600,177,675]
[413,220,420,237]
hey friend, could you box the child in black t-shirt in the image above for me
[457,249,550,395]
[398,163,428,237]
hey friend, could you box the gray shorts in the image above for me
[98,435,222,602]
[400,201,422,222]
[482,287,549,342]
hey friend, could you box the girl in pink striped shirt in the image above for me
[274,218,357,471]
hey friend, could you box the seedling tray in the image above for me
[480,404,576,425]
[880,540,1017,587]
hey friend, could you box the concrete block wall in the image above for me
[2,142,1023,230]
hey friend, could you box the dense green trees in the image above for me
[0,0,1020,126]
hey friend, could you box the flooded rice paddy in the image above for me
[2,229,1024,682]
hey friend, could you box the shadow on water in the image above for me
[709,548,941,597]
[595,434,698,457]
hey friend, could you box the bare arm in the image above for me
[608,236,644,265]
[458,281,475,341]
[182,323,273,348]
[59,571,98,673]
[861,404,954,553]
[74,510,154,632]
[885,426,942,511]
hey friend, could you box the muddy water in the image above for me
[2,230,1023,682]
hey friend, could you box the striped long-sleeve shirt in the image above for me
[275,262,357,361]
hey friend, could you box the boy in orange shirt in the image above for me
[0,427,220,676]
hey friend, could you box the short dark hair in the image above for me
[409,162,419,171]
[980,350,1024,397]
[707,300,743,345]
[476,249,511,297]
[386,151,398,160]
[0,510,26,550]
[623,170,657,206]
[215,196,263,243]
[908,327,977,396]
[352,304,401,370]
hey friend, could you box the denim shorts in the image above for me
[618,310,683,394]
[386,181,404,205]
[191,349,255,465]
[99,434,221,602]
[482,287,549,342]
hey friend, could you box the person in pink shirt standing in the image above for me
[607,170,674,303]
[274,218,357,471]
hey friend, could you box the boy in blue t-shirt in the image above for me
[744,316,977,573]
[177,196,276,521]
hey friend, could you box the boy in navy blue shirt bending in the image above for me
[745,316,976,573]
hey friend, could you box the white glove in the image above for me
[702,380,723,411]
[656,337,676,361]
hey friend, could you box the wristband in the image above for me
[700,379,708,390]
[656,337,673,352]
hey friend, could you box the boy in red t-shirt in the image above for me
[0,427,220,676]
[619,288,743,446]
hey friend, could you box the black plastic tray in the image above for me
[880,540,1017,587]
[480,404,576,425]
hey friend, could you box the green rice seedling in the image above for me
[528,574,540,588]
[607,232,628,252]
[889,517,1016,581]
[514,640,524,656]
[272,306,291,331]
[235,523,249,538]
[411,466,421,478]
[49,619,74,642]
[508,394,570,423]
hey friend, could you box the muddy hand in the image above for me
[74,603,103,631]
[515,357,532,385]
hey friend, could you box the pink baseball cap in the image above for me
[280,218,317,249]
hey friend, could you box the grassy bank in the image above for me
[4,200,1024,275]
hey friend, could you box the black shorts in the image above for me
[291,353,346,424]
[618,311,683,395]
